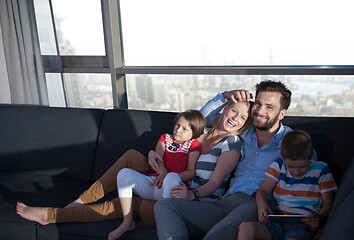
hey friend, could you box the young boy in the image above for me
[238,130,337,240]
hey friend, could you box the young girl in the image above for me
[16,110,205,239]
[108,109,206,239]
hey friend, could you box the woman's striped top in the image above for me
[190,135,242,202]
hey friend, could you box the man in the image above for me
[154,80,292,240]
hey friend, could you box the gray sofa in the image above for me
[0,104,353,240]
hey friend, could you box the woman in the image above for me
[166,100,252,202]
[16,101,252,239]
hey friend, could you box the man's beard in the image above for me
[253,111,280,131]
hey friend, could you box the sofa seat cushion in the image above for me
[37,220,157,240]
[0,172,91,208]
[0,172,90,239]
[0,172,90,226]
[0,172,158,240]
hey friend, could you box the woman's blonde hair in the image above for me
[207,101,253,144]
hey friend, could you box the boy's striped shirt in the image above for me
[265,158,337,215]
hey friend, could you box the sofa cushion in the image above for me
[320,186,354,239]
[0,171,157,240]
[37,220,157,240]
[0,105,104,181]
[0,220,36,240]
[0,172,91,205]
[0,172,92,240]
[329,160,354,213]
[0,175,37,240]
[320,160,354,240]
[92,109,176,181]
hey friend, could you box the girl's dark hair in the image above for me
[281,130,313,161]
[175,110,206,139]
[255,80,292,110]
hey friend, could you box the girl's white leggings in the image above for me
[117,168,182,200]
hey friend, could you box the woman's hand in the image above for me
[152,169,167,189]
[148,150,163,173]
[170,182,193,200]
[302,213,320,231]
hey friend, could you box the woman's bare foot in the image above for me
[65,198,84,208]
[108,220,136,240]
[16,202,49,225]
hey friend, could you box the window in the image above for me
[35,0,105,55]
[33,0,354,116]
[51,0,105,55]
[34,0,57,55]
[34,0,110,109]
[120,0,354,66]
[63,73,113,108]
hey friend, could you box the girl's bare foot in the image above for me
[16,202,49,225]
[65,198,84,208]
[108,220,136,240]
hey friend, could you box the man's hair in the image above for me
[175,109,206,139]
[255,80,292,110]
[281,130,313,161]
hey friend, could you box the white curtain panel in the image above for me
[0,0,48,105]
[0,23,11,104]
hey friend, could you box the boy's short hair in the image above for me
[175,110,206,139]
[255,80,292,110]
[281,130,313,161]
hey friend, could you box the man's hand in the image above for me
[222,90,253,103]
[148,150,163,173]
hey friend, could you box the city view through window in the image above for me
[34,0,354,116]
[126,75,354,117]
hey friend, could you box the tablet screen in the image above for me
[268,215,306,224]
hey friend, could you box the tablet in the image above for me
[268,215,306,224]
